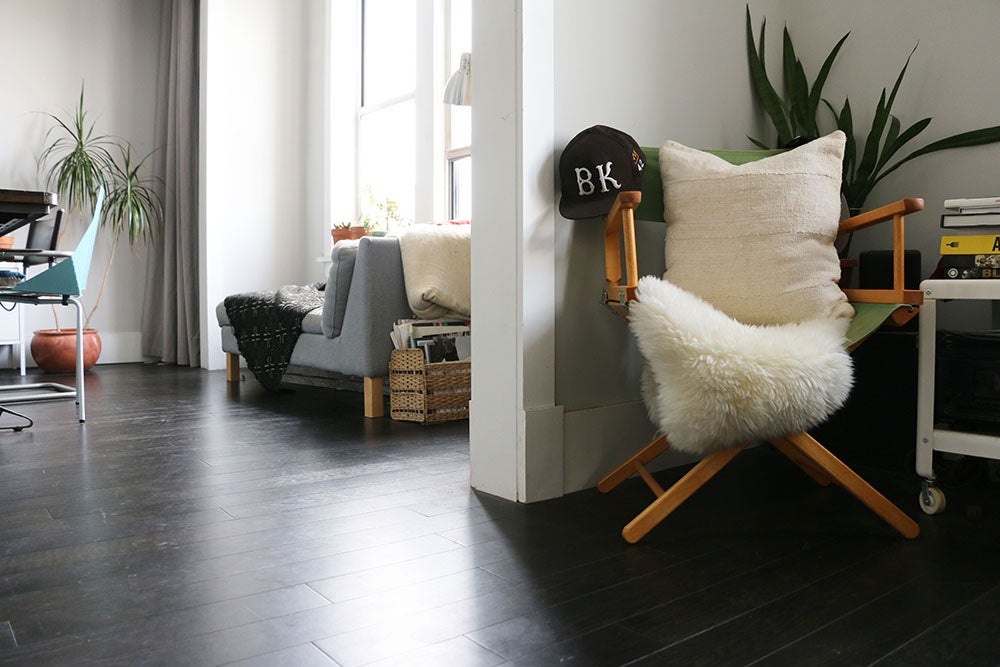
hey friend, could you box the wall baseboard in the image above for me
[8,330,145,369]
[562,400,698,494]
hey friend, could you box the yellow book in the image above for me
[940,234,1000,254]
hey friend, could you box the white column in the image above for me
[469,0,562,502]
[199,0,225,370]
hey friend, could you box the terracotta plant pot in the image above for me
[331,227,353,244]
[30,328,102,373]
[350,225,369,240]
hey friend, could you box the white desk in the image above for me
[916,278,1000,514]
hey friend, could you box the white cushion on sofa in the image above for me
[398,223,471,319]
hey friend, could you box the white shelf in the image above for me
[921,278,1000,301]
[916,278,1000,487]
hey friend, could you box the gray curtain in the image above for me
[141,0,200,366]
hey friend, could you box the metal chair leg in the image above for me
[0,405,33,431]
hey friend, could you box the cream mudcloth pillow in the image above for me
[659,131,853,325]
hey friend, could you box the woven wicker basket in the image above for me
[389,348,471,423]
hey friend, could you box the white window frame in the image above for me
[444,0,471,220]
[325,0,453,247]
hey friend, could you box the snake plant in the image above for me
[746,6,1000,212]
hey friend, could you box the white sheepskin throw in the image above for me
[630,276,854,455]
[397,223,471,319]
[660,131,854,325]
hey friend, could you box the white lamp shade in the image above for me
[443,52,472,105]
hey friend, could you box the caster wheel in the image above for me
[920,486,946,515]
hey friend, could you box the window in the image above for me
[446,0,471,220]
[343,0,471,231]
[358,0,417,227]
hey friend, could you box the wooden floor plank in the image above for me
[0,364,996,666]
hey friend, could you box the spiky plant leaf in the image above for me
[746,7,792,145]
[807,32,849,132]
[38,84,113,215]
[875,125,1000,187]
[103,142,162,246]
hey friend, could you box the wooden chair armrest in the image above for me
[601,191,642,319]
[838,197,925,308]
[838,197,924,235]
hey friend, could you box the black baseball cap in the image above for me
[558,125,645,220]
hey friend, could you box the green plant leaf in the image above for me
[790,60,812,135]
[749,12,1000,212]
[37,83,114,215]
[874,116,902,173]
[829,97,856,200]
[807,32,849,133]
[877,116,930,171]
[782,28,807,134]
[877,125,1000,185]
[103,141,162,246]
[746,6,791,146]
[853,46,917,202]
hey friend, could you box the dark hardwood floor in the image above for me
[0,363,998,666]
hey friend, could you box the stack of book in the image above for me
[390,318,471,362]
[942,196,1000,228]
[939,197,1000,279]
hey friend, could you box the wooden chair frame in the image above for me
[598,188,924,543]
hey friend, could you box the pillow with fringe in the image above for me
[630,276,853,455]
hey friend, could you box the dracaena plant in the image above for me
[39,82,162,329]
[746,6,1000,213]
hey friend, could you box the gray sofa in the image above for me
[217,236,413,417]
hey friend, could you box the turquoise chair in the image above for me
[0,188,103,424]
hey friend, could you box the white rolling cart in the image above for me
[916,278,1000,514]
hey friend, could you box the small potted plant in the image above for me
[356,187,405,237]
[370,195,401,237]
[350,212,370,240]
[331,221,353,244]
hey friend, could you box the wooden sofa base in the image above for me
[224,352,385,418]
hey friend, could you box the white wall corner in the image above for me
[469,0,562,503]
[519,405,565,502]
[199,0,224,370]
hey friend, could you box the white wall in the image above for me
[551,0,786,491]
[200,0,327,370]
[790,0,1000,328]
[0,0,162,363]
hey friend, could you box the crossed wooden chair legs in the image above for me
[598,432,920,543]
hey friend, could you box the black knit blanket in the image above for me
[224,282,325,392]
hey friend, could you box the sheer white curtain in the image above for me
[141,0,200,366]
